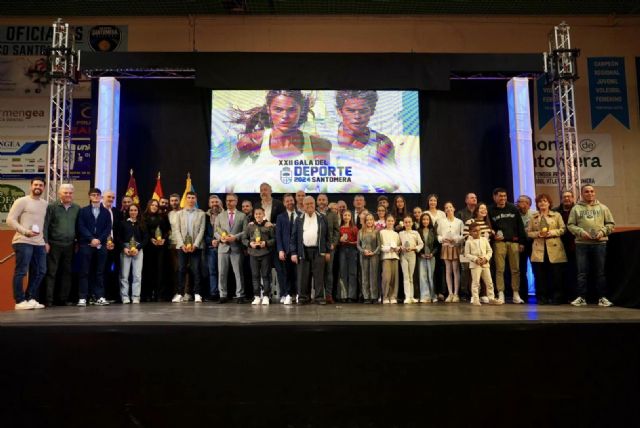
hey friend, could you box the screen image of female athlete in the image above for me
[227,90,332,192]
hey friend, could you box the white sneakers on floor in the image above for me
[598,297,613,307]
[171,294,183,303]
[15,300,44,310]
[283,295,292,305]
[183,293,193,302]
[498,292,505,304]
[480,296,490,304]
[132,298,140,304]
[122,297,131,304]
[252,296,262,305]
[194,294,202,303]
[262,296,270,305]
[512,292,525,304]
[77,299,87,307]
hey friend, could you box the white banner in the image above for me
[0,138,48,179]
[0,96,49,138]
[534,134,614,187]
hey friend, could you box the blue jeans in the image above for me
[339,245,358,300]
[207,247,218,296]
[178,249,201,295]
[120,249,143,300]
[576,244,607,299]
[12,243,46,303]
[78,244,108,300]
[419,256,436,300]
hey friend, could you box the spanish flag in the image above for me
[125,169,140,205]
[151,172,164,201]
[179,172,198,208]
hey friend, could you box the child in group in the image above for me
[338,210,359,302]
[379,215,401,304]
[438,201,465,302]
[464,222,502,306]
[418,213,439,303]
[398,215,423,304]
[119,204,149,304]
[374,205,387,231]
[357,214,381,304]
[242,207,275,305]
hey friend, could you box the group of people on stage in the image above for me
[7,178,616,310]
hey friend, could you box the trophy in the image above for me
[128,236,139,256]
[254,228,261,244]
[184,233,193,251]
[342,233,349,242]
[589,229,598,240]
[540,216,549,234]
[31,224,40,234]
[496,230,504,240]
[404,240,411,250]
[155,226,163,240]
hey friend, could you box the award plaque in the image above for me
[540,216,549,234]
[185,233,193,251]
[155,226,163,240]
[129,236,138,256]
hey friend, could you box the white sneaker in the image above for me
[280,296,285,304]
[419,299,429,303]
[570,296,587,307]
[404,298,414,304]
[252,296,262,305]
[262,296,270,305]
[390,299,397,304]
[284,295,292,305]
[431,298,439,303]
[171,294,183,303]
[194,294,202,303]
[445,294,454,303]
[498,291,505,304]
[489,298,504,305]
[471,297,481,306]
[28,299,45,309]
[95,297,109,306]
[598,297,613,307]
[77,299,87,307]
[480,296,490,304]
[122,297,131,304]
[382,299,390,304]
[183,293,193,302]
[132,298,140,304]
[15,301,34,310]
[451,294,460,303]
[512,292,525,304]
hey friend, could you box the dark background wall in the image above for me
[110,78,512,211]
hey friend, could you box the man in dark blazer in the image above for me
[275,193,299,305]
[76,188,112,306]
[256,182,286,301]
[291,196,330,304]
[214,193,248,303]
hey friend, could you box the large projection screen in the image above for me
[210,90,420,194]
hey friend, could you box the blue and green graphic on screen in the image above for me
[210,90,420,193]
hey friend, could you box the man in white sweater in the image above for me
[6,178,49,310]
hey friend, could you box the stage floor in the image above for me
[2,302,639,326]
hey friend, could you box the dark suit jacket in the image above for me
[290,211,330,259]
[77,204,112,246]
[276,210,299,254]
[257,198,285,225]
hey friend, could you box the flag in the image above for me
[180,172,198,208]
[125,169,140,205]
[152,172,164,201]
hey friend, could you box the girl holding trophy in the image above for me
[118,204,149,304]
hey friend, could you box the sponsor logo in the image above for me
[89,25,121,52]
[0,184,26,215]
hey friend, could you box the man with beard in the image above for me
[256,182,285,300]
[204,194,223,300]
[275,194,299,304]
[7,177,48,310]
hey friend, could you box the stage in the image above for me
[2,304,639,427]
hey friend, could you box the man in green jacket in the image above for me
[567,185,615,307]
[43,183,80,306]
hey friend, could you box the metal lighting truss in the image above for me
[45,18,78,201]
[544,21,581,199]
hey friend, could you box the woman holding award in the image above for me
[527,194,567,304]
[118,204,149,304]
[437,202,464,303]
[142,199,171,302]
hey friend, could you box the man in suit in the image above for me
[291,196,330,304]
[76,188,112,306]
[172,191,206,303]
[102,190,121,303]
[317,193,340,304]
[215,193,248,303]
[275,193,298,305]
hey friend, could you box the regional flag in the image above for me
[152,172,164,201]
[125,169,140,205]
[180,172,198,208]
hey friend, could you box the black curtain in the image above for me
[108,79,513,210]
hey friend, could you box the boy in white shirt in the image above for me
[464,223,503,306]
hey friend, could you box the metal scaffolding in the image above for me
[45,18,78,202]
[544,22,581,199]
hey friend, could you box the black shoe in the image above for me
[236,297,248,304]
[297,298,309,305]
[209,295,220,302]
[218,297,229,304]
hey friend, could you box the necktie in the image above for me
[289,212,295,238]
[229,211,235,228]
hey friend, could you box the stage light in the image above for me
[95,77,120,194]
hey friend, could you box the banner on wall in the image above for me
[0,25,128,56]
[587,57,629,129]
[0,180,29,229]
[534,134,614,187]
[536,76,554,129]
[70,99,92,180]
[0,97,49,137]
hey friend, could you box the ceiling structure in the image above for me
[2,0,640,16]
